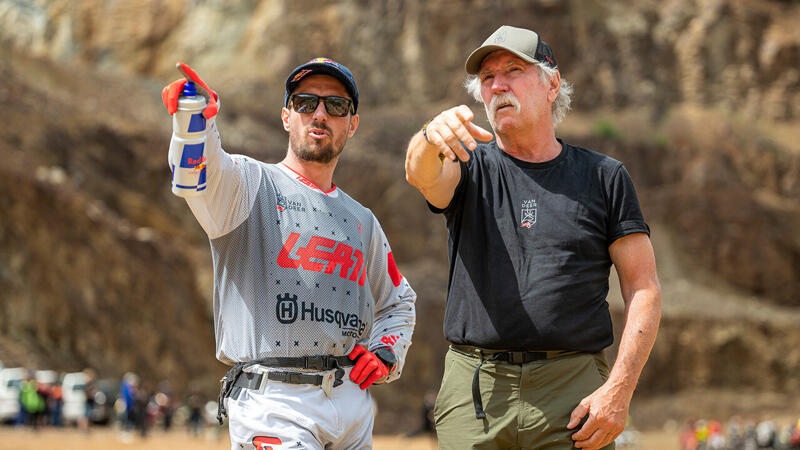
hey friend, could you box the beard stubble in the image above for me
[289,120,348,164]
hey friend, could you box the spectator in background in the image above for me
[134,382,150,438]
[187,392,203,437]
[789,417,800,449]
[694,419,709,449]
[20,372,43,428]
[48,381,63,427]
[756,419,777,449]
[707,420,726,450]
[156,381,175,432]
[744,419,758,450]
[119,372,138,432]
[35,378,50,427]
[680,418,699,450]
[79,368,96,433]
[727,416,744,450]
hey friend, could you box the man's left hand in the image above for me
[347,345,390,390]
[567,382,630,449]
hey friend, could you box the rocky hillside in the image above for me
[1,0,799,430]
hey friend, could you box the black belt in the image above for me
[216,355,355,424]
[452,346,579,420]
[250,355,355,371]
[233,370,331,390]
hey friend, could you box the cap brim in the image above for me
[465,44,538,75]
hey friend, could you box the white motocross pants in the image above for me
[226,366,375,449]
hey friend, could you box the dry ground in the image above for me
[0,427,678,449]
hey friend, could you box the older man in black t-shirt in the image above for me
[405,25,661,449]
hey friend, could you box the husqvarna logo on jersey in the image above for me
[274,294,366,337]
[521,199,537,228]
[276,293,299,324]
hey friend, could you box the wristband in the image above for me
[421,121,433,145]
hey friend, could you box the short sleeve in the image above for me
[606,164,650,244]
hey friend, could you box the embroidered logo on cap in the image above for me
[291,69,313,82]
[308,57,338,67]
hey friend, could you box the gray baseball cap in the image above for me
[465,25,558,74]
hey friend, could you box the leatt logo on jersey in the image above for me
[275,293,366,337]
[520,199,537,228]
[277,233,366,286]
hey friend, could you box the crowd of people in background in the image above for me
[680,417,800,449]
[7,367,800,448]
[6,368,218,439]
[17,371,62,428]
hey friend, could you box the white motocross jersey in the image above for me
[175,124,416,383]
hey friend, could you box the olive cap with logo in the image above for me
[465,25,558,74]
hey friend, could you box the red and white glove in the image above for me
[348,345,394,390]
[161,62,220,119]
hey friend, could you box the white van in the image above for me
[61,372,87,424]
[0,367,26,423]
[35,370,58,385]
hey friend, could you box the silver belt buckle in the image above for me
[321,369,336,397]
[246,365,270,393]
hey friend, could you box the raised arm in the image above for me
[404,105,492,209]
[162,62,261,239]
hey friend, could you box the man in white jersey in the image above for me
[161,58,416,449]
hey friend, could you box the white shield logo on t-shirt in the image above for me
[520,199,537,228]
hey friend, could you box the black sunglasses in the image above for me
[289,94,354,117]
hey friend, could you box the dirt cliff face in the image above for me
[2,0,798,120]
[1,0,799,429]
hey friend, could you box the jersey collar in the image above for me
[278,163,340,197]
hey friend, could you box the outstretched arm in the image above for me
[568,233,661,449]
[162,62,261,239]
[404,105,492,209]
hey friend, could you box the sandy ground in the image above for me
[0,427,678,449]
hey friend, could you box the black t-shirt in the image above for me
[429,139,649,352]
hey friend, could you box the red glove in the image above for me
[161,62,219,119]
[348,345,390,390]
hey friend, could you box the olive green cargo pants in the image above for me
[433,345,614,450]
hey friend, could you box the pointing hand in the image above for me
[423,105,493,162]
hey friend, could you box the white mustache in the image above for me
[489,92,520,113]
[487,92,521,125]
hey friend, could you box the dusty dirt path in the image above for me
[0,427,678,449]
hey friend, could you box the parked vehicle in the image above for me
[88,378,118,425]
[61,372,87,425]
[34,370,58,385]
[0,367,26,423]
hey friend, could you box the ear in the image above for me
[347,113,359,138]
[281,107,291,131]
[547,71,561,103]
